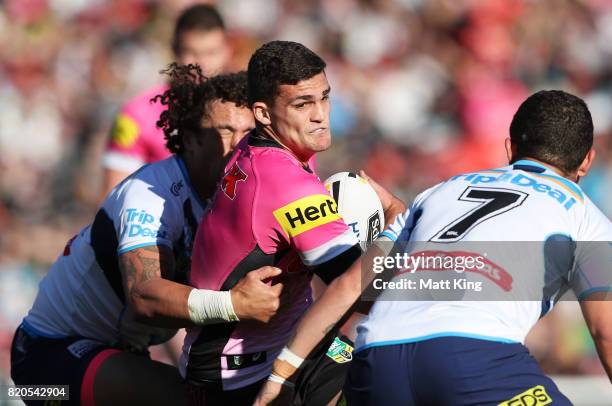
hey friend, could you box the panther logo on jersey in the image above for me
[222,162,247,200]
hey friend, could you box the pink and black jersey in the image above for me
[183,133,360,389]
[102,85,171,172]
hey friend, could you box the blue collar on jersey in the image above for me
[511,159,583,200]
[512,159,548,173]
[175,156,207,210]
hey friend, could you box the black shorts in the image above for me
[10,321,120,406]
[292,335,353,406]
[187,335,354,406]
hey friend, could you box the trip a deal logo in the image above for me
[273,194,341,238]
[122,208,167,238]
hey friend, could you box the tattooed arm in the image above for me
[119,245,194,328]
[119,245,285,328]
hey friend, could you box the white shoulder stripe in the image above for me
[300,229,360,266]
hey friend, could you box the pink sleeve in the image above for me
[106,86,170,166]
[107,101,148,160]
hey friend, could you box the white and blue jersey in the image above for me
[358,159,612,351]
[23,156,205,350]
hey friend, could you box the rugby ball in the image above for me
[324,172,384,248]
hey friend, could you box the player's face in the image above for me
[176,29,229,76]
[202,100,254,157]
[269,72,331,162]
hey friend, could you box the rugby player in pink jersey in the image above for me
[183,41,405,405]
[101,4,231,196]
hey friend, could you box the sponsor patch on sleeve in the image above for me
[120,208,166,240]
[110,113,140,148]
[273,194,341,238]
[498,385,552,406]
[326,337,354,364]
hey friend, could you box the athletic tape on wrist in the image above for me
[268,373,295,388]
[187,289,239,325]
[277,347,304,368]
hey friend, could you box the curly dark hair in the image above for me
[510,90,593,174]
[247,41,326,106]
[153,63,249,154]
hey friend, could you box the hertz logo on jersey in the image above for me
[274,194,341,238]
[498,385,552,406]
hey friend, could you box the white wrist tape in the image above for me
[277,347,305,368]
[268,373,295,388]
[187,289,239,325]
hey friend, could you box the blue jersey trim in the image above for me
[513,159,549,171]
[21,319,68,339]
[355,332,518,352]
[175,156,206,210]
[578,287,612,301]
[117,242,164,255]
[513,159,584,200]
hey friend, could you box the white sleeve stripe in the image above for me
[300,229,360,266]
[102,151,144,172]
[385,209,409,238]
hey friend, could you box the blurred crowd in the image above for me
[1,0,612,388]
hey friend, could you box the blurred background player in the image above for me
[256,90,612,405]
[100,3,230,196]
[10,66,284,406]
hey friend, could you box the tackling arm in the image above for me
[119,245,285,328]
[120,245,193,328]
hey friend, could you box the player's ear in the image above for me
[504,138,514,163]
[577,148,596,178]
[253,102,271,126]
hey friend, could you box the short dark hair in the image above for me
[509,90,593,174]
[172,4,225,55]
[153,64,248,154]
[247,41,326,106]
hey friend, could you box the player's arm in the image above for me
[580,294,612,382]
[120,245,191,328]
[572,202,612,382]
[119,245,284,328]
[256,192,413,404]
[254,239,391,405]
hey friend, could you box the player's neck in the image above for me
[257,127,311,165]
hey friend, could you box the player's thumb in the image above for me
[270,282,284,296]
[254,266,282,281]
[359,170,371,182]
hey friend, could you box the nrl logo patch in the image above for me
[326,337,354,364]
